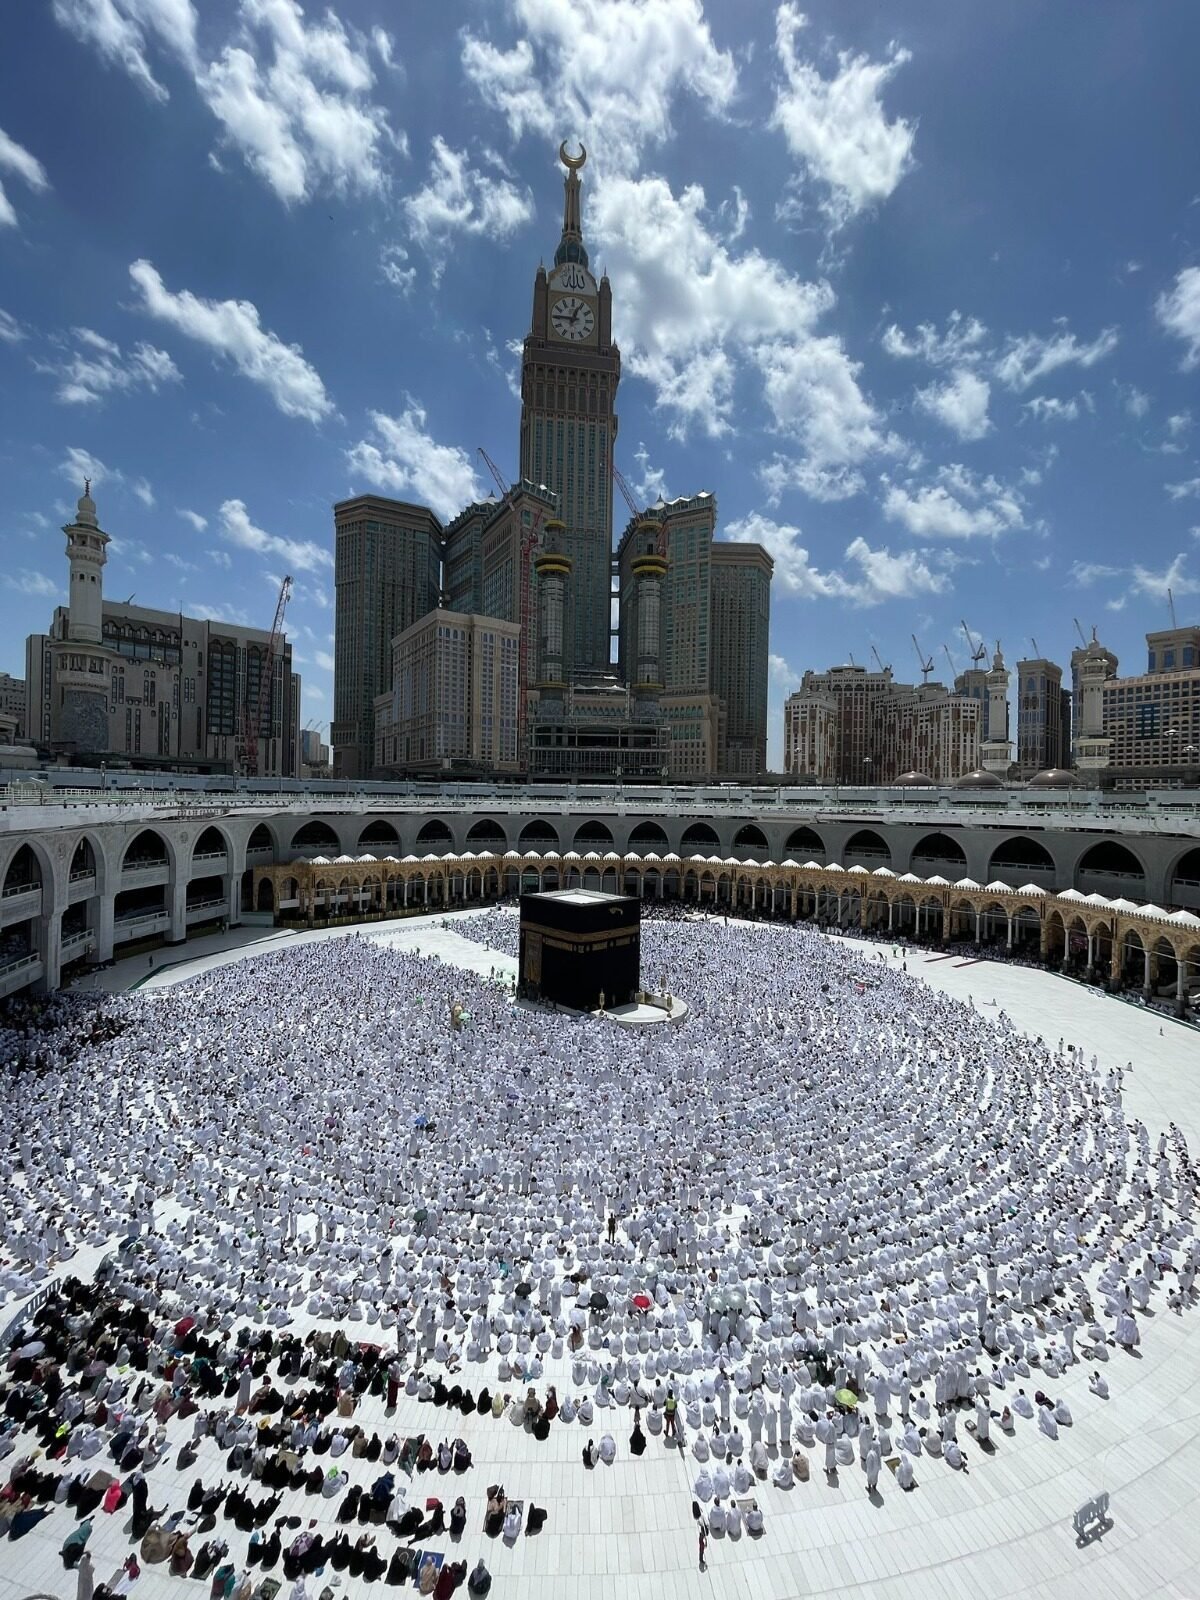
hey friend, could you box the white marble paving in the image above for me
[9,910,1200,1599]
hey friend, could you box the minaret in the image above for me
[534,519,571,696]
[630,521,667,698]
[64,480,110,644]
[1074,632,1114,777]
[981,643,1012,773]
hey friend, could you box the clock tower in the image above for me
[519,142,619,679]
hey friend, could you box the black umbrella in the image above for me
[589,1291,609,1312]
[514,1282,533,1299]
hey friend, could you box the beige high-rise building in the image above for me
[783,666,981,785]
[332,495,442,779]
[374,609,520,776]
[1101,625,1200,787]
[0,673,25,740]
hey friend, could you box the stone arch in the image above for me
[416,818,454,848]
[194,824,230,859]
[291,818,340,853]
[910,831,968,870]
[466,817,509,850]
[784,825,825,858]
[574,819,615,849]
[629,820,670,851]
[732,823,768,851]
[988,835,1054,879]
[1077,839,1146,889]
[1044,908,1066,963]
[247,821,276,855]
[122,827,171,868]
[256,878,275,912]
[3,842,43,896]
[1167,845,1200,912]
[681,821,721,852]
[519,818,560,850]
[358,818,400,849]
[843,828,891,866]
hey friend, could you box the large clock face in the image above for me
[551,296,595,341]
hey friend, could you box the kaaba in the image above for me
[518,889,640,1012]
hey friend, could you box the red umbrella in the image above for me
[631,1293,652,1311]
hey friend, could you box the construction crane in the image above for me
[1029,637,1040,659]
[1168,587,1178,628]
[870,644,891,674]
[477,445,509,498]
[1073,618,1089,649]
[239,573,292,777]
[911,634,934,685]
[960,620,987,666]
[611,460,666,557]
[942,644,958,682]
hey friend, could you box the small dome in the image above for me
[955,767,1003,789]
[1027,767,1074,789]
[893,770,934,787]
[75,481,98,527]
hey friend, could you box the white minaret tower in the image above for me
[64,480,110,644]
[981,643,1012,773]
[1074,633,1114,776]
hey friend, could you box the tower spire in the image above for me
[555,140,588,268]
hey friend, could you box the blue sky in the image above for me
[2,0,1199,765]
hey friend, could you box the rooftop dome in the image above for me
[1027,767,1074,789]
[894,770,934,787]
[955,767,1003,789]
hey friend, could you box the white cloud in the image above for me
[39,327,181,405]
[1070,561,1121,586]
[1157,266,1200,369]
[993,322,1119,390]
[881,312,987,366]
[129,259,332,423]
[52,0,397,205]
[131,477,155,507]
[177,508,207,531]
[4,569,61,598]
[631,442,667,504]
[346,402,483,522]
[1167,478,1200,501]
[724,513,946,605]
[460,0,737,176]
[1131,553,1200,599]
[60,446,113,489]
[314,649,336,672]
[1120,384,1150,418]
[218,497,331,573]
[1023,394,1084,423]
[0,124,50,228]
[404,138,533,265]
[882,463,1025,540]
[914,368,991,440]
[379,244,416,296]
[0,309,25,343]
[769,652,802,692]
[589,172,891,488]
[1168,411,1192,437]
[50,0,198,99]
[770,4,915,227]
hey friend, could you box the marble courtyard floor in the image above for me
[4,910,1199,1600]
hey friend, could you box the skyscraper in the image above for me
[332,495,441,779]
[518,144,618,678]
[710,543,773,778]
[1015,656,1065,776]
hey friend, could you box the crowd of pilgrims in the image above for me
[2,914,1199,1595]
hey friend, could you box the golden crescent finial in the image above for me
[559,140,586,172]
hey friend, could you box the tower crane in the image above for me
[1168,587,1178,628]
[960,620,987,667]
[238,573,292,777]
[942,644,958,682]
[911,634,934,685]
[1073,618,1089,650]
[477,446,509,498]
[870,644,891,674]
[611,460,666,556]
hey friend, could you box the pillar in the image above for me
[168,873,187,944]
[225,872,239,928]
[1176,957,1187,1017]
[974,908,981,944]
[1110,929,1122,981]
[1142,947,1154,999]
[1006,913,1014,951]
[36,907,62,995]
[92,892,114,964]
[1086,930,1095,971]
[887,900,894,932]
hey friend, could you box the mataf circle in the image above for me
[2,910,1199,1598]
